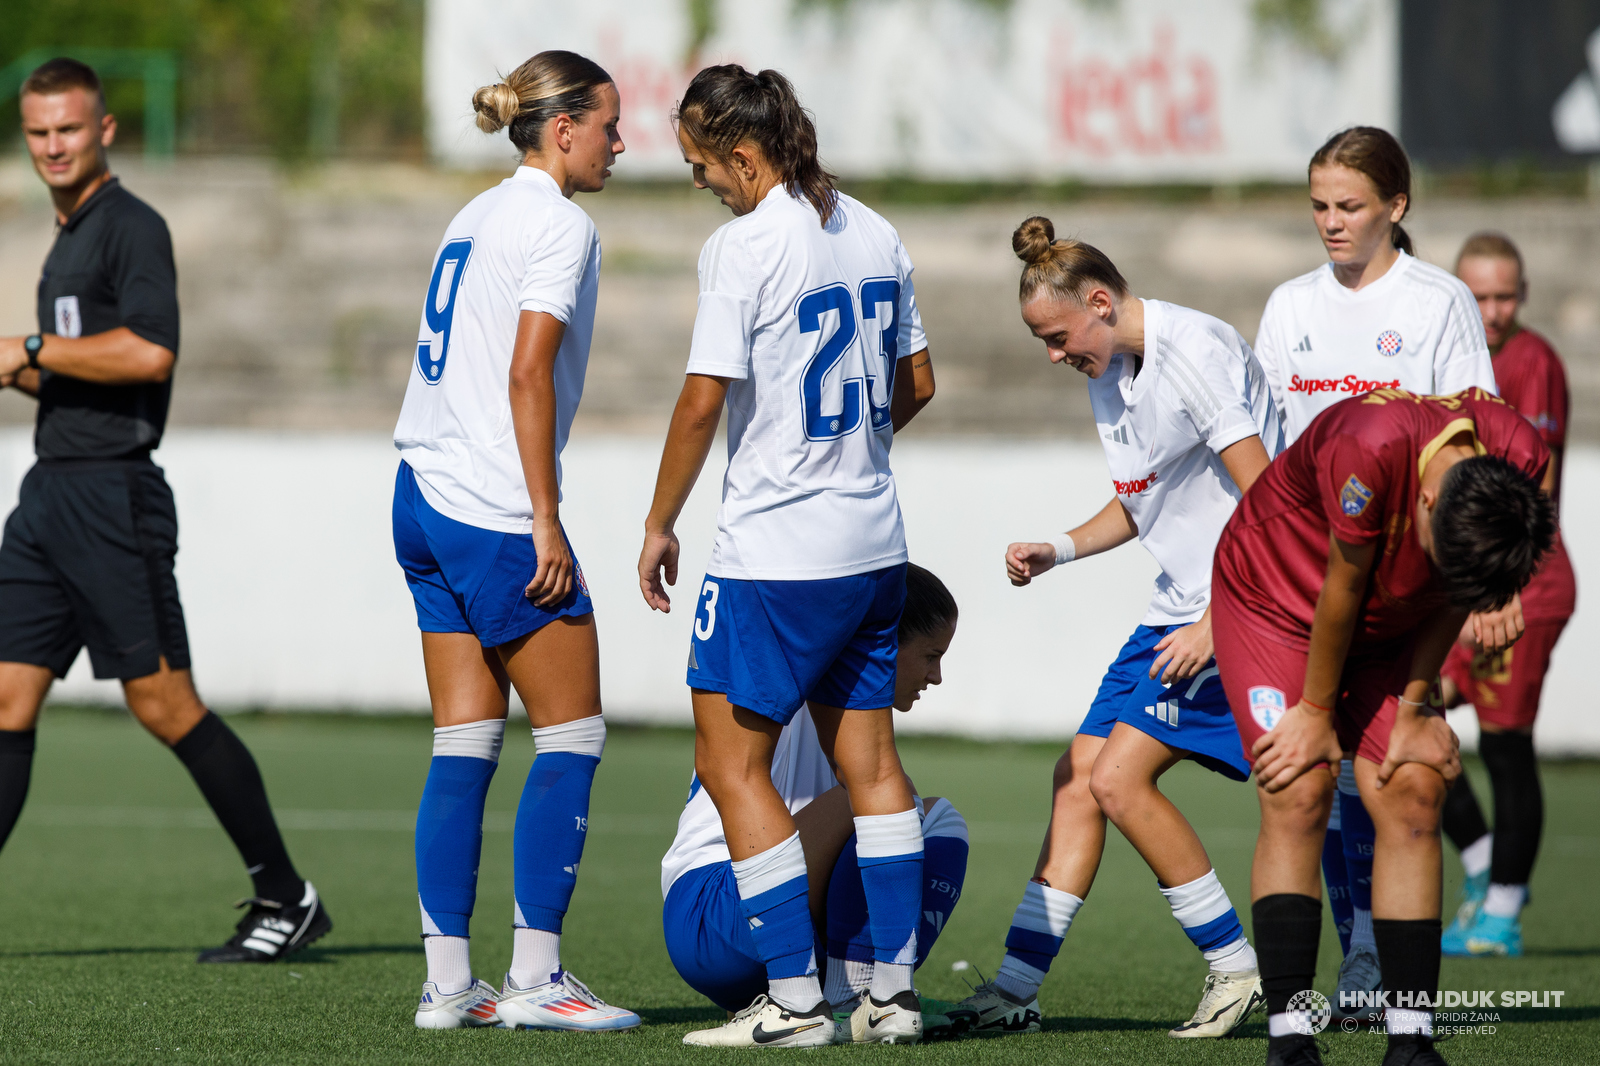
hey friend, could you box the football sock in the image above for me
[171,711,304,904]
[423,935,473,996]
[1159,869,1256,972]
[1321,813,1354,955]
[1482,883,1528,919]
[996,879,1083,1002]
[823,956,873,1010]
[1253,893,1320,1037]
[512,715,604,940]
[1442,768,1491,853]
[0,728,36,853]
[508,927,562,988]
[1373,918,1439,1038]
[416,719,504,948]
[855,808,924,1001]
[1338,762,1376,953]
[1351,908,1375,954]
[1460,833,1493,879]
[1481,731,1543,887]
[731,831,822,1011]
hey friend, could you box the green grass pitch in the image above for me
[0,709,1595,1064]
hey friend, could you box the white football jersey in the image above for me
[687,186,926,580]
[660,707,838,896]
[394,167,600,533]
[1254,252,1495,443]
[1088,300,1284,627]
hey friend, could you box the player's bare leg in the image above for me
[1035,734,1108,895]
[0,662,54,855]
[692,692,789,856]
[121,658,209,744]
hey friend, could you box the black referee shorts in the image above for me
[0,459,192,681]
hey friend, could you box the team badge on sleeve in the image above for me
[1375,330,1403,357]
[1339,474,1373,516]
[1248,687,1287,731]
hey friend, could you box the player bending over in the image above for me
[394,51,638,1032]
[1438,234,1575,959]
[955,217,1281,1039]
[639,64,937,1048]
[1211,389,1553,1066]
[662,565,969,1043]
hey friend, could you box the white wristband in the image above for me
[1049,534,1076,566]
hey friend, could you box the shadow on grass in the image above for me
[290,942,424,962]
[0,945,195,959]
[636,1006,727,1026]
[1522,945,1600,958]
[1042,1016,1177,1034]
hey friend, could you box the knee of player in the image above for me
[1259,771,1334,833]
[1086,762,1136,821]
[1377,765,1447,830]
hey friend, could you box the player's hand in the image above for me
[1376,706,1460,788]
[639,529,680,612]
[525,517,573,607]
[1006,542,1055,586]
[1468,594,1524,656]
[1251,701,1344,793]
[1150,618,1212,685]
[0,338,25,378]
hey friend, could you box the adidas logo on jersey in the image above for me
[1293,335,1312,352]
[1103,424,1130,445]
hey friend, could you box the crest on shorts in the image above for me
[1376,330,1403,357]
[1340,474,1373,516]
[1249,686,1286,731]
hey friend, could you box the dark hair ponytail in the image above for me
[675,64,839,226]
[901,564,958,640]
[1310,126,1414,255]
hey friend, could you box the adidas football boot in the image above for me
[1169,967,1265,1037]
[414,979,502,1029]
[496,970,641,1031]
[1331,943,1384,1021]
[849,989,922,1044]
[682,994,834,1047]
[198,881,332,963]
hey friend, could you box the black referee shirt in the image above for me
[34,177,179,460]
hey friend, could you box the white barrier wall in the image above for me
[3,429,1594,754]
[426,0,1398,182]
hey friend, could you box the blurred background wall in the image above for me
[1,0,1598,749]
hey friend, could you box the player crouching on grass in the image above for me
[661,565,971,1044]
[1210,388,1553,1066]
[955,217,1279,1040]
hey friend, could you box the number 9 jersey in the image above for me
[687,186,926,581]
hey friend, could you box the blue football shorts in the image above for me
[684,563,907,725]
[391,461,592,648]
[1078,623,1250,781]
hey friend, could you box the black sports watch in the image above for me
[23,334,42,369]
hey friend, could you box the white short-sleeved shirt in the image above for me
[687,186,927,580]
[1254,252,1496,443]
[394,167,600,533]
[1089,300,1284,627]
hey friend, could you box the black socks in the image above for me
[0,728,36,853]
[1440,767,1489,853]
[1480,731,1542,886]
[1373,918,1442,1022]
[172,712,304,904]
[1253,893,1322,1017]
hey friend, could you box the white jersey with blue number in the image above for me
[1090,300,1284,627]
[1254,252,1495,444]
[687,186,926,581]
[394,166,600,534]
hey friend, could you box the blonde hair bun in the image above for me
[1013,216,1057,266]
[472,81,521,134]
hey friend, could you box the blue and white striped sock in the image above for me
[1160,869,1257,972]
[855,808,924,1001]
[994,880,1083,1002]
[731,831,823,1011]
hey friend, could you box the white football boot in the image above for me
[681,994,834,1047]
[950,979,1042,1036]
[1168,968,1265,1037]
[849,989,923,1044]
[414,979,502,1029]
[496,971,641,1032]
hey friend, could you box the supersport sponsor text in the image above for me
[1287,373,1402,396]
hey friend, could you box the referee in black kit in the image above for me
[0,58,330,962]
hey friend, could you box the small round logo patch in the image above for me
[1376,330,1403,357]
[1287,989,1332,1035]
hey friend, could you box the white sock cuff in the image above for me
[920,798,969,843]
[1267,1013,1296,1037]
[531,714,606,758]
[1461,834,1493,878]
[1337,758,1359,796]
[1204,937,1256,972]
[1160,869,1235,929]
[730,831,808,898]
[854,808,924,858]
[1012,879,1084,937]
[1483,882,1528,918]
[432,718,505,762]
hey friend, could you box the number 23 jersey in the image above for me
[687,187,927,580]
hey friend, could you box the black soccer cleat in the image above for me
[1266,1033,1325,1066]
[1382,1035,1449,1066]
[198,881,332,963]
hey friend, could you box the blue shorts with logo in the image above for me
[392,461,592,647]
[1078,623,1250,781]
[685,564,906,725]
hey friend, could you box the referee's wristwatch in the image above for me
[23,334,43,369]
